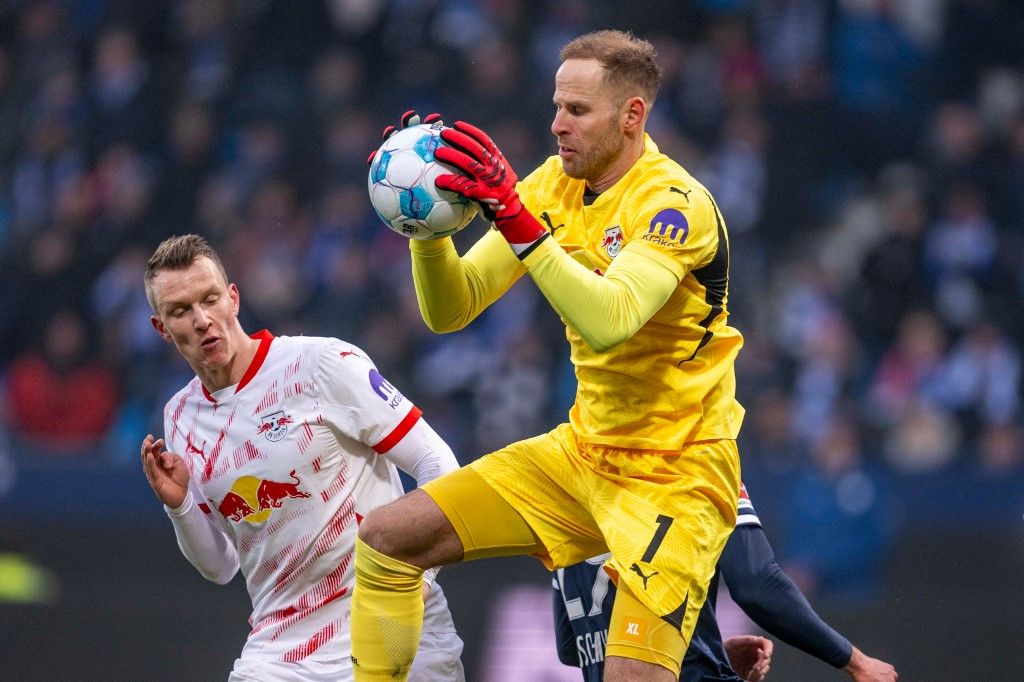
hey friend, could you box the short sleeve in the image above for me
[314,340,420,451]
[624,180,721,280]
[736,482,762,528]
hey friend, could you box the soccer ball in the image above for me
[367,123,478,240]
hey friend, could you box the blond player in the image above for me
[352,30,744,680]
[140,234,464,681]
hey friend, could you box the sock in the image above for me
[351,537,424,681]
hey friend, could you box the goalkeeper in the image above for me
[353,30,745,681]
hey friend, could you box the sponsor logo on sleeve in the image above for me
[368,369,404,409]
[642,208,689,247]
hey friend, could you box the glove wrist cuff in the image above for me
[495,209,549,258]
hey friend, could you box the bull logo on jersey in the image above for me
[369,369,404,409]
[643,208,689,247]
[218,470,311,524]
[257,410,293,442]
[599,226,624,258]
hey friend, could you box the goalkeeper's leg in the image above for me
[351,469,545,681]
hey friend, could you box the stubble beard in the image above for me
[561,117,623,185]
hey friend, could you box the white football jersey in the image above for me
[162,331,461,677]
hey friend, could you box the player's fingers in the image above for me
[434,146,481,177]
[422,112,443,126]
[435,173,476,197]
[400,109,419,128]
[452,121,499,156]
[439,127,488,163]
[367,149,377,166]
[381,124,397,141]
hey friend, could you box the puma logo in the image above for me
[630,562,659,589]
[669,187,692,200]
[185,434,206,458]
[540,211,564,235]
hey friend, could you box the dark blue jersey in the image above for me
[553,484,853,679]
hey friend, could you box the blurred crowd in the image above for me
[1,0,1022,600]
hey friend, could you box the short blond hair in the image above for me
[145,234,228,312]
[559,30,661,105]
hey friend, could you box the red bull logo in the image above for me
[599,226,624,258]
[217,470,311,524]
[257,410,293,442]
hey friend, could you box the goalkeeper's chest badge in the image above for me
[600,225,624,258]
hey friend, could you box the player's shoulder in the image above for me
[273,334,367,359]
[633,143,715,213]
[289,335,379,378]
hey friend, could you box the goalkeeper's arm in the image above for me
[408,230,524,333]
[521,238,679,352]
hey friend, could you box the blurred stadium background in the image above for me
[0,0,1022,679]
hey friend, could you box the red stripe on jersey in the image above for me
[284,355,302,381]
[281,619,339,663]
[372,406,422,454]
[235,329,275,394]
[320,463,349,503]
[298,421,314,454]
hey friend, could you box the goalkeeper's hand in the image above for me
[435,121,549,257]
[366,109,443,166]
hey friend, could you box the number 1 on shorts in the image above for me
[641,514,674,562]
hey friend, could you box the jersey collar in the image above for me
[201,329,275,403]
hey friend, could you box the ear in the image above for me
[622,96,646,134]
[228,282,240,315]
[151,315,172,343]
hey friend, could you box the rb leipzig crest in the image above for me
[600,226,624,258]
[257,410,293,442]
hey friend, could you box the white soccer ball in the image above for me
[367,123,479,240]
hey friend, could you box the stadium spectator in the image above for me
[5,309,118,453]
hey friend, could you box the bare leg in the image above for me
[358,489,464,569]
[604,656,678,681]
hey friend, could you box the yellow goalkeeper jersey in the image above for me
[410,134,744,450]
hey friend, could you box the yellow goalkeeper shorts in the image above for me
[424,422,739,664]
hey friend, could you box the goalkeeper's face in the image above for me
[149,256,244,376]
[552,58,631,188]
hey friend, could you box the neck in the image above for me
[587,131,645,194]
[196,330,260,393]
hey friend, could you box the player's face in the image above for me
[149,257,242,376]
[551,58,627,187]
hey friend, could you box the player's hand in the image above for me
[435,120,549,253]
[141,434,190,509]
[725,635,773,682]
[367,109,443,165]
[844,646,898,681]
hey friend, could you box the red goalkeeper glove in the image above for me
[435,121,549,257]
[366,109,443,165]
